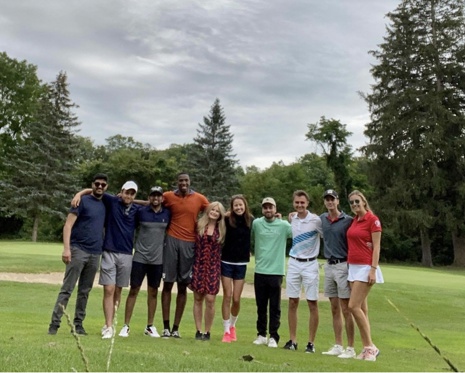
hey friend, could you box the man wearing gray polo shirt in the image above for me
[118,186,171,338]
[320,189,355,358]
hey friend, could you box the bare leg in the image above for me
[147,286,158,325]
[162,282,174,326]
[348,281,373,347]
[103,285,116,327]
[124,286,140,325]
[340,298,355,347]
[193,291,204,332]
[204,294,216,332]
[288,297,299,342]
[307,300,319,343]
[174,282,187,327]
[329,297,343,345]
[231,279,245,317]
[221,276,233,321]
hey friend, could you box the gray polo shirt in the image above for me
[320,211,352,259]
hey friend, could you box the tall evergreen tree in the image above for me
[0,72,80,241]
[186,98,239,204]
[362,0,465,266]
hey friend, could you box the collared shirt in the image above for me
[320,211,352,259]
[289,210,322,259]
[347,211,382,265]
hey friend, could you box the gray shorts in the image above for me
[163,235,195,284]
[323,261,351,299]
[99,251,133,287]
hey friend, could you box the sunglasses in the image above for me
[349,199,361,205]
[94,182,107,188]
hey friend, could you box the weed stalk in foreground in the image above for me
[386,297,459,372]
[106,301,118,372]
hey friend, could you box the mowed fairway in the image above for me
[0,241,464,372]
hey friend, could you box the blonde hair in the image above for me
[197,201,226,243]
[348,190,372,212]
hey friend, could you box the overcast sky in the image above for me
[0,0,399,169]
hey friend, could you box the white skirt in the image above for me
[348,264,384,284]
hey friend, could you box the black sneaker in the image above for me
[74,325,87,335]
[283,340,297,350]
[305,342,316,353]
[201,332,211,341]
[48,325,58,335]
[195,331,203,340]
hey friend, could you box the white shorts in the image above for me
[347,264,384,284]
[285,258,319,301]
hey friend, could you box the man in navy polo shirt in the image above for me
[48,173,108,336]
[99,181,140,339]
[118,186,171,338]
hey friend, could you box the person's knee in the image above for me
[177,282,187,295]
[163,282,174,292]
[288,298,299,310]
[128,286,141,297]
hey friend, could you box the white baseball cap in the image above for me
[121,181,138,192]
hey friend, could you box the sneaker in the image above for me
[161,329,171,338]
[74,325,87,335]
[144,326,160,338]
[48,325,58,335]
[283,340,297,350]
[229,326,237,341]
[253,335,268,345]
[222,332,232,343]
[171,330,181,338]
[202,332,211,341]
[268,337,278,348]
[363,346,380,361]
[305,342,316,353]
[338,347,356,359]
[195,331,203,340]
[102,326,114,339]
[119,325,130,337]
[322,344,343,356]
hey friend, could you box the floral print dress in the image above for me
[191,226,222,295]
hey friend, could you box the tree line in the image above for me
[1,0,465,267]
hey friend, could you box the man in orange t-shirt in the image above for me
[160,172,209,338]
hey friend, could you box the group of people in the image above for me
[47,171,384,362]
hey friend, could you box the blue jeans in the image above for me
[50,247,100,328]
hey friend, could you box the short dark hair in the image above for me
[177,172,190,179]
[293,189,309,201]
[92,173,108,182]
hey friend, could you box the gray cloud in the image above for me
[0,0,398,169]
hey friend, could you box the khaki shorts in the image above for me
[163,235,195,284]
[99,251,133,287]
[323,262,351,299]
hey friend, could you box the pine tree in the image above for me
[0,72,80,241]
[186,98,239,204]
[362,0,465,266]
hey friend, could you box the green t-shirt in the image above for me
[252,217,292,275]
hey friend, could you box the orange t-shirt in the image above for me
[163,190,209,242]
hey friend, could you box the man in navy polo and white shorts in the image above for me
[284,190,322,354]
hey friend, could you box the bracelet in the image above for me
[371,266,377,269]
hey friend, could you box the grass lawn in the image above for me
[0,240,464,372]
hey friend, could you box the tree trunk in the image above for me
[31,215,39,242]
[420,227,433,267]
[451,231,465,267]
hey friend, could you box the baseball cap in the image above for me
[149,186,164,195]
[261,197,276,207]
[323,189,338,198]
[121,181,138,192]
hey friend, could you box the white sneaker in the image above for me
[144,326,160,338]
[322,344,344,356]
[253,335,268,345]
[338,347,356,359]
[268,337,278,348]
[102,326,114,339]
[118,325,129,337]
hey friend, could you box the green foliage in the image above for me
[362,0,465,266]
[186,98,239,204]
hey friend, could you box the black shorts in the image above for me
[130,261,163,288]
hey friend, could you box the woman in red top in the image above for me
[346,190,384,362]
[191,201,226,341]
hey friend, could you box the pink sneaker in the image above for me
[222,332,232,343]
[229,326,237,341]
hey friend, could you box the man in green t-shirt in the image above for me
[251,197,292,348]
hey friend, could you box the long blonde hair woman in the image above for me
[191,201,226,341]
[346,190,384,361]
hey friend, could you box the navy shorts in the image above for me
[221,262,247,280]
[130,261,163,288]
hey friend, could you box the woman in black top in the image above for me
[220,195,253,343]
